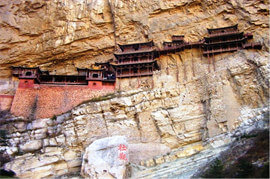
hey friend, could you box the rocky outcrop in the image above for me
[1,56,269,177]
[81,136,128,179]
[0,0,268,94]
[0,0,269,178]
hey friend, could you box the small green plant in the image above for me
[240,133,258,139]
[235,158,254,178]
[203,159,224,178]
[51,115,57,121]
[0,130,7,146]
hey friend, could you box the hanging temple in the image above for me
[12,24,262,90]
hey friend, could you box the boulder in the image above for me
[19,140,42,152]
[81,136,129,179]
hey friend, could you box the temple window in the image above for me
[92,74,99,78]
[25,72,32,76]
[133,68,138,74]
[134,45,139,51]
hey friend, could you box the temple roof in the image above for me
[118,40,154,51]
[95,62,110,65]
[11,66,42,73]
[76,67,89,71]
[172,35,185,41]
[114,48,156,56]
[111,60,157,66]
[207,24,238,34]
[12,66,40,70]
[172,35,184,38]
[204,31,243,39]
[163,41,186,45]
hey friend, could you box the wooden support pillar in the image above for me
[191,54,195,77]
[118,67,121,91]
[137,66,140,88]
[207,53,211,73]
[212,55,216,72]
[166,58,169,75]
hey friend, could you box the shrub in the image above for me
[51,115,57,121]
[235,158,253,178]
[203,159,224,178]
[0,130,7,146]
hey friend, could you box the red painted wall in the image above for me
[18,79,35,88]
[88,81,103,90]
[102,82,115,90]
[11,82,115,119]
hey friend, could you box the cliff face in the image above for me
[0,0,269,178]
[0,0,269,92]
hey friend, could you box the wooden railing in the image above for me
[116,59,154,65]
[203,47,239,55]
[117,72,153,78]
[40,81,88,85]
[208,31,240,38]
[205,38,245,46]
[243,42,262,49]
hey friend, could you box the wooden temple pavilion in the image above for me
[161,35,187,54]
[12,65,116,88]
[12,66,43,83]
[11,24,263,87]
[113,41,159,78]
[160,35,203,54]
[202,24,262,56]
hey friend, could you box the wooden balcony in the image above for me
[203,47,239,55]
[114,59,156,66]
[40,75,88,85]
[204,38,246,46]
[243,42,262,49]
[40,81,88,85]
[117,72,153,78]
[160,44,186,54]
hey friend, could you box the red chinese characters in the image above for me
[118,144,128,161]
[118,144,127,151]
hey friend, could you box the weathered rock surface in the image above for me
[0,0,268,94]
[1,85,269,178]
[81,136,128,179]
[0,0,269,178]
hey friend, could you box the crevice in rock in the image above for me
[101,110,109,136]
[226,68,244,105]
[134,113,142,142]
[151,114,162,143]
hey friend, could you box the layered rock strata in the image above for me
[0,0,269,178]
[0,0,268,93]
[1,49,269,177]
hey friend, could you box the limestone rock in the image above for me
[81,136,129,179]
[19,140,42,152]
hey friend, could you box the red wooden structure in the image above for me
[11,24,262,87]
[113,41,159,78]
[12,65,116,90]
[202,24,262,56]
[160,35,203,54]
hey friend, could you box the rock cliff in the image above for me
[0,0,269,178]
[0,0,268,93]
